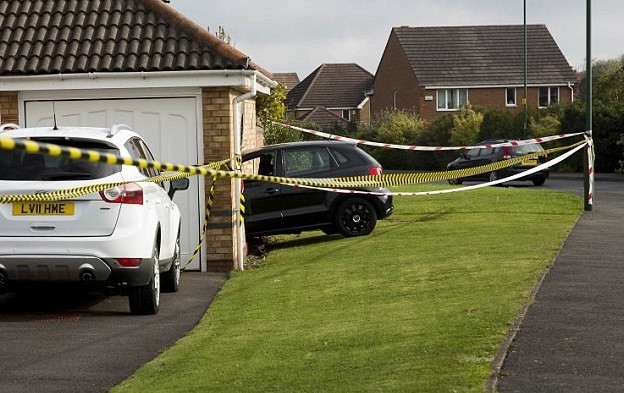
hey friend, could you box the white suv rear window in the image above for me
[0,139,121,181]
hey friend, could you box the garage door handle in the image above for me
[265,188,279,194]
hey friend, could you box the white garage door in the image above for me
[24,98,203,271]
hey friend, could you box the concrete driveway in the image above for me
[0,272,227,393]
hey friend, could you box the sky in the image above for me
[170,0,624,79]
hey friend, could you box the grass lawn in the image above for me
[112,185,582,393]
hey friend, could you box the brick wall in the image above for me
[371,31,421,116]
[0,92,19,124]
[201,87,259,272]
[418,86,575,121]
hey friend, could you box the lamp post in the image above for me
[523,0,528,137]
[584,0,593,211]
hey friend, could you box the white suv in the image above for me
[0,124,189,315]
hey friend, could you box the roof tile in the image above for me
[0,0,266,76]
[288,63,373,109]
[393,25,576,86]
[301,107,349,130]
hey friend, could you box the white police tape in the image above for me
[289,141,588,196]
[274,122,586,151]
[0,134,587,203]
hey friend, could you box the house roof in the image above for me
[392,24,576,87]
[287,63,373,110]
[272,72,300,92]
[301,106,349,130]
[0,0,269,76]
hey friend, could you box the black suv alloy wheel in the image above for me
[335,198,378,237]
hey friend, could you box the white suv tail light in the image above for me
[99,183,144,205]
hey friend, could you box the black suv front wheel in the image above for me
[335,198,378,237]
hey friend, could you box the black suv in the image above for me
[242,141,393,238]
[446,140,549,186]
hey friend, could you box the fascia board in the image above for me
[0,70,273,95]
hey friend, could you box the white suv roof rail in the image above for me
[108,124,133,138]
[0,123,20,133]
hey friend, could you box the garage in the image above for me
[0,0,276,271]
[22,91,204,271]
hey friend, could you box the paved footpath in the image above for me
[496,184,624,392]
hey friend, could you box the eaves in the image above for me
[0,70,275,94]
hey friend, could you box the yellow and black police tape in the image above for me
[0,135,586,271]
[0,136,586,203]
[181,176,217,271]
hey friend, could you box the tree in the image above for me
[562,62,624,173]
[255,83,294,145]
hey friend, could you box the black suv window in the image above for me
[0,138,120,181]
[512,144,543,154]
[283,147,331,177]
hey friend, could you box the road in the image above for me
[0,273,226,393]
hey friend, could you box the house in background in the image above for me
[299,106,349,130]
[0,0,276,272]
[272,72,300,93]
[287,63,373,130]
[371,25,577,121]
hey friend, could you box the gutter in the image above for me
[0,69,275,94]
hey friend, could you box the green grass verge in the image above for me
[112,185,582,393]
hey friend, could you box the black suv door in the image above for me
[278,146,334,230]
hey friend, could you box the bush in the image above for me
[450,105,483,145]
[529,114,561,138]
[357,110,426,170]
[479,108,527,140]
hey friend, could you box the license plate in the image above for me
[12,202,75,216]
[521,159,538,166]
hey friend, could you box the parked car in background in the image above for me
[446,140,549,186]
[242,141,393,238]
[0,124,189,315]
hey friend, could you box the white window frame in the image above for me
[436,89,468,111]
[506,87,517,107]
[538,86,560,108]
[342,109,351,121]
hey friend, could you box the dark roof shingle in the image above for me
[394,24,576,86]
[301,106,349,130]
[0,0,266,76]
[272,72,300,92]
[288,63,373,109]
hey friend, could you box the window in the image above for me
[393,91,398,109]
[506,88,517,106]
[283,147,331,177]
[539,87,559,108]
[125,138,160,180]
[437,89,468,111]
[0,139,120,181]
[342,109,351,121]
